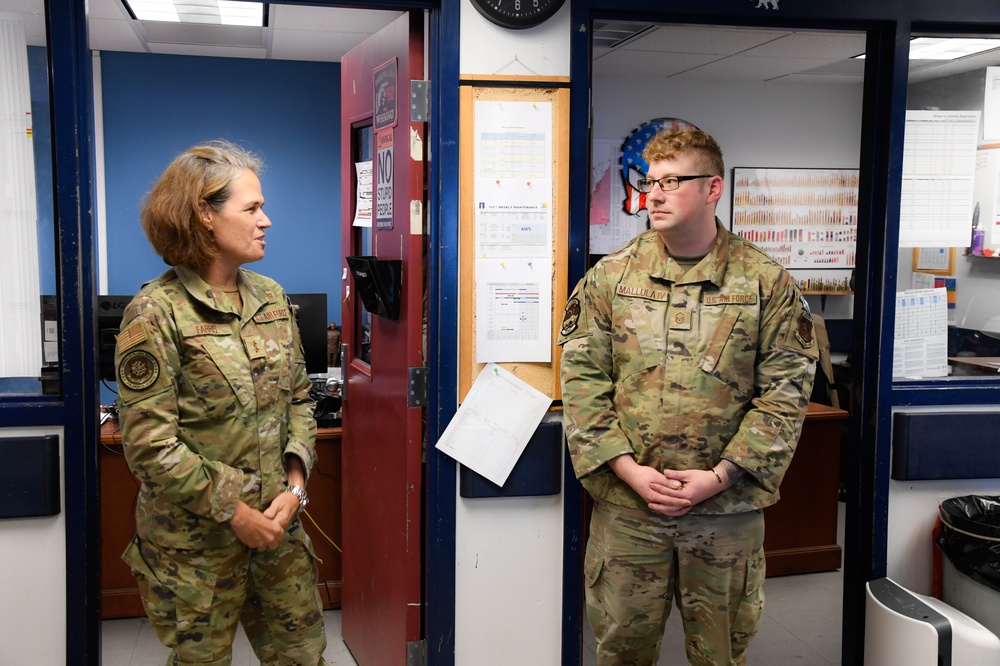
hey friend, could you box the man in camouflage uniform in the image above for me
[117,141,327,665]
[559,128,817,665]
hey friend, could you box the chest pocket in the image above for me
[697,304,758,397]
[611,296,667,381]
[180,322,255,407]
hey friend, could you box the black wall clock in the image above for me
[470,0,567,30]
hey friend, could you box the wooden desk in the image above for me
[948,356,1000,376]
[99,421,343,619]
[763,402,848,577]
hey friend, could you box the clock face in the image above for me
[470,0,567,30]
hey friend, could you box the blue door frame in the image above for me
[44,1,1000,664]
[568,3,1000,664]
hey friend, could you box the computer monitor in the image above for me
[96,292,329,382]
[96,295,132,383]
[286,293,328,375]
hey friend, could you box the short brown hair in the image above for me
[642,127,724,177]
[140,140,264,270]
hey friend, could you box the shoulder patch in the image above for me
[560,297,581,337]
[118,349,160,391]
[116,320,147,353]
[795,313,815,349]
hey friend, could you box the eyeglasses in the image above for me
[635,174,713,193]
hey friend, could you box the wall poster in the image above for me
[730,167,859,270]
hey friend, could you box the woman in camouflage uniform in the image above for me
[116,140,328,665]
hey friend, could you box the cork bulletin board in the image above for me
[458,76,570,402]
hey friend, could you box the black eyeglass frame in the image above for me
[635,174,714,193]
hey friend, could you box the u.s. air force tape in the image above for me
[118,349,160,391]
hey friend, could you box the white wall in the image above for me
[455,2,572,663]
[0,427,65,664]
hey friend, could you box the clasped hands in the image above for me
[609,455,728,517]
[229,492,301,551]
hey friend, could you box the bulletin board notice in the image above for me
[458,77,570,402]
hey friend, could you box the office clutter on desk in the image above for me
[311,385,341,428]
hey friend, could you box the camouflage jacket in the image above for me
[115,265,316,549]
[558,222,818,513]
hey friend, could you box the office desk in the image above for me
[763,402,848,577]
[948,356,1000,376]
[99,421,343,619]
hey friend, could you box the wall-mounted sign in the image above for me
[373,58,398,132]
[376,131,394,230]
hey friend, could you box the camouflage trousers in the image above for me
[123,520,328,666]
[585,500,766,666]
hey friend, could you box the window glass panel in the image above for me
[0,4,59,396]
[354,125,373,365]
[897,34,1000,380]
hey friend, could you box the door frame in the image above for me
[22,1,103,664]
[41,0,458,664]
[566,5,892,665]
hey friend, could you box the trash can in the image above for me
[936,495,1000,640]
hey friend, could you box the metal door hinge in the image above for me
[407,639,426,666]
[408,367,429,407]
[410,80,430,122]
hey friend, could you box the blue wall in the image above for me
[100,52,342,324]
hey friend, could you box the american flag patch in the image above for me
[116,320,147,352]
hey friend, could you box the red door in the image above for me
[339,12,425,666]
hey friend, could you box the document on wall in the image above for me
[352,161,373,227]
[474,100,554,259]
[984,67,1000,142]
[899,110,980,248]
[893,287,949,378]
[589,139,648,254]
[475,258,552,363]
[435,363,553,487]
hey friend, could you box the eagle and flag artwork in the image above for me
[589,117,698,254]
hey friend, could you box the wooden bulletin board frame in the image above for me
[458,76,570,402]
[912,247,956,276]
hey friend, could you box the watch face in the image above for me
[471,0,567,29]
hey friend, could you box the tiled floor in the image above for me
[101,609,360,666]
[103,569,842,666]
[102,506,845,665]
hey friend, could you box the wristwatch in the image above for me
[287,484,309,511]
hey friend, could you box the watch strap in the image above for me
[287,484,309,511]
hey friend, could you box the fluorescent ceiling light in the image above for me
[855,37,1000,61]
[123,0,265,26]
[908,37,1000,60]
